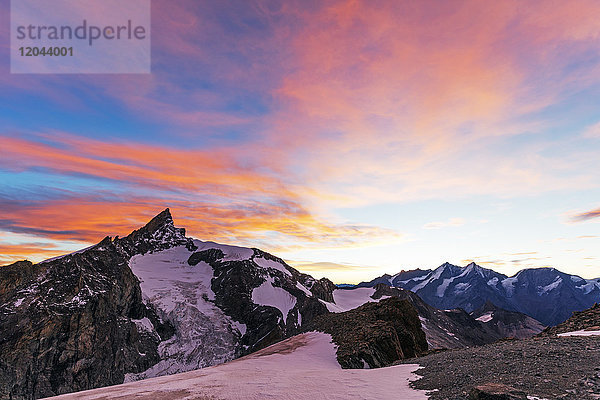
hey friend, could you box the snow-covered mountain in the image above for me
[0,209,336,399]
[355,262,600,326]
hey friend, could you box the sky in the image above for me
[1,0,599,283]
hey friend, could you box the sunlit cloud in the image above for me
[571,207,600,222]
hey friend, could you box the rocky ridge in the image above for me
[305,297,428,368]
[541,302,600,336]
[356,262,600,326]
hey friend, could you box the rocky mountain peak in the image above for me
[143,208,175,233]
[115,208,196,256]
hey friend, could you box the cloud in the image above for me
[571,207,600,222]
[0,132,403,261]
[423,218,465,230]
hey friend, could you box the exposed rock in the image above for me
[541,302,600,336]
[470,300,545,339]
[0,234,168,399]
[305,297,427,368]
[371,284,504,349]
[469,383,528,399]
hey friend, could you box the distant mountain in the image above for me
[322,283,542,349]
[355,262,600,326]
[0,209,336,399]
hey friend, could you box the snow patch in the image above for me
[537,277,562,295]
[132,318,155,333]
[192,239,254,261]
[323,288,378,313]
[476,312,494,323]
[232,321,246,336]
[557,330,600,337]
[501,277,518,296]
[251,277,296,324]
[296,282,313,297]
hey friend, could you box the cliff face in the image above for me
[305,297,428,369]
[0,237,168,399]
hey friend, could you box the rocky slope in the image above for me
[470,300,545,339]
[356,262,600,326]
[0,209,336,399]
[541,302,600,336]
[402,335,600,399]
[305,297,428,368]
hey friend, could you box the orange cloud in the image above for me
[0,132,402,262]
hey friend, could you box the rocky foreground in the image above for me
[402,335,600,399]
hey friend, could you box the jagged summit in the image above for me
[116,208,194,256]
[143,208,175,233]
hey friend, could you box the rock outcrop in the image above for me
[469,383,527,400]
[305,297,428,368]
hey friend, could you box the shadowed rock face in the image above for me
[470,301,545,339]
[0,211,188,399]
[0,209,336,400]
[370,284,504,349]
[305,297,428,369]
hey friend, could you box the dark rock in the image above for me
[541,303,600,336]
[305,297,427,368]
[371,284,504,349]
[470,300,545,339]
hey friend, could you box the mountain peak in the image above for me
[116,208,194,256]
[143,208,174,233]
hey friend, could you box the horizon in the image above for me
[4,207,597,285]
[2,1,600,283]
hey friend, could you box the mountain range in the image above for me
[355,262,600,326]
[0,209,593,399]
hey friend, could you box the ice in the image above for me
[251,277,297,324]
[127,246,240,381]
[47,332,429,400]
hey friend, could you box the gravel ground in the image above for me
[401,336,600,399]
